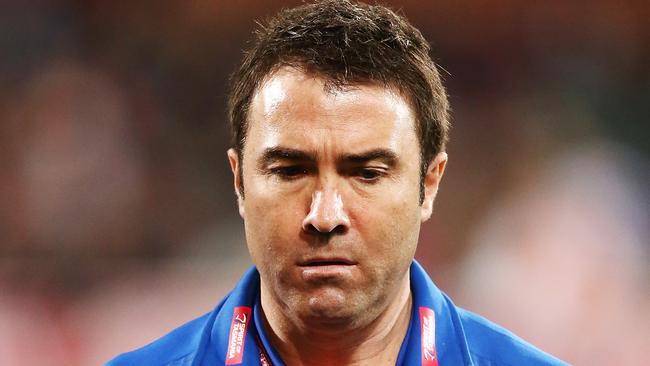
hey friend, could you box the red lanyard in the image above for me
[254,332,273,366]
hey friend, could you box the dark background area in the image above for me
[1,1,648,364]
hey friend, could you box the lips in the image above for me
[298,257,357,266]
[297,257,357,280]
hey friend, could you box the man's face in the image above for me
[228,67,446,328]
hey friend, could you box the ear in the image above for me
[420,152,448,222]
[227,148,245,218]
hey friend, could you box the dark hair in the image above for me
[228,0,450,202]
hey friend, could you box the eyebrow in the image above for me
[258,146,398,167]
[339,148,398,167]
[258,147,316,167]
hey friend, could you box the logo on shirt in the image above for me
[225,306,252,365]
[419,307,439,366]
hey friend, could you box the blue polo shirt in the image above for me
[106,261,567,365]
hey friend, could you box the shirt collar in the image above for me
[206,260,472,365]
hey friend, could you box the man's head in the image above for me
[228,0,450,202]
[226,0,449,331]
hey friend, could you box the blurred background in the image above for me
[1,0,648,364]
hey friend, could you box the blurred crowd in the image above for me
[0,1,648,365]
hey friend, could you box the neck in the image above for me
[260,271,412,366]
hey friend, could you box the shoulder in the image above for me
[104,311,214,366]
[456,308,568,366]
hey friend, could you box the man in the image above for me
[108,1,566,365]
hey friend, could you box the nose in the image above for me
[302,188,351,235]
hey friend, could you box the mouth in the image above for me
[298,258,357,267]
[297,258,357,280]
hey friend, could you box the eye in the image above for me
[355,168,385,183]
[270,165,309,180]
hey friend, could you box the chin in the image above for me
[297,291,364,327]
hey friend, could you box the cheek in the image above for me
[242,189,304,265]
[355,194,421,259]
[387,204,421,255]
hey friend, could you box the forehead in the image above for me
[245,67,418,155]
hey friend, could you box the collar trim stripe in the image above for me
[225,306,252,365]
[419,306,439,366]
